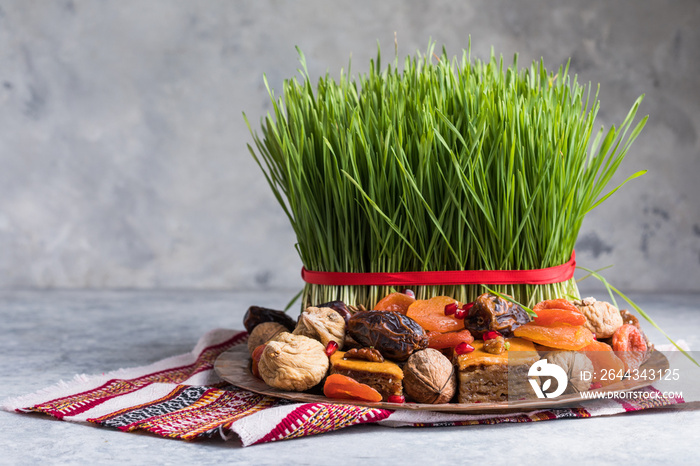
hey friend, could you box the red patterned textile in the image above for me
[1,329,688,446]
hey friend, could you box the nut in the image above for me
[546,351,594,394]
[573,297,623,339]
[293,306,346,349]
[258,332,329,391]
[344,347,384,362]
[483,336,506,354]
[247,321,286,354]
[403,349,456,404]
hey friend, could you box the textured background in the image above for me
[1,0,698,293]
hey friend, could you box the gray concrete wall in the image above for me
[0,0,698,292]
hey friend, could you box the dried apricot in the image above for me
[374,292,416,314]
[611,324,648,372]
[533,308,587,327]
[513,322,594,350]
[581,341,625,386]
[323,374,382,402]
[533,299,580,314]
[426,329,474,349]
[251,344,266,379]
[406,296,465,333]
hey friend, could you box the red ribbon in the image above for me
[301,251,576,287]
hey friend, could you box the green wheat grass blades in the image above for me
[245,43,647,310]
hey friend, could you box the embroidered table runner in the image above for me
[1,329,690,447]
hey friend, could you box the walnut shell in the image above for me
[546,351,594,394]
[403,349,456,404]
[293,306,346,349]
[247,321,286,354]
[258,332,329,391]
[574,297,623,339]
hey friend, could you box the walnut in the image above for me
[258,332,329,391]
[247,321,286,354]
[546,351,594,394]
[293,306,346,349]
[483,336,506,354]
[403,349,456,404]
[574,297,623,339]
[344,347,384,362]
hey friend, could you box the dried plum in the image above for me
[347,310,428,361]
[243,306,296,333]
[464,293,529,338]
[316,300,352,323]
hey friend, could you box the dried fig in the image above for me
[258,332,329,391]
[247,321,286,354]
[573,297,623,339]
[293,306,346,348]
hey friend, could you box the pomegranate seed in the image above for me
[592,334,597,340]
[403,289,415,299]
[455,342,474,354]
[454,308,467,319]
[387,394,405,403]
[325,341,338,357]
[590,382,602,390]
[461,302,474,313]
[444,302,458,316]
[482,331,502,341]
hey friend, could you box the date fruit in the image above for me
[243,306,296,333]
[347,310,428,361]
[464,293,530,338]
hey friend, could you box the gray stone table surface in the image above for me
[0,290,698,465]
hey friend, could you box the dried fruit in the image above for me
[247,321,286,354]
[325,340,339,357]
[406,296,465,333]
[581,340,625,386]
[258,333,329,391]
[374,292,416,314]
[546,351,595,393]
[611,324,648,372]
[403,349,456,404]
[463,293,530,338]
[513,323,594,350]
[251,344,266,379]
[293,306,346,348]
[533,299,581,314]
[243,306,296,333]
[426,329,474,349]
[573,297,624,339]
[620,309,639,328]
[455,342,474,354]
[387,394,406,403]
[533,308,586,327]
[323,374,383,402]
[347,310,428,361]
[316,300,353,322]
